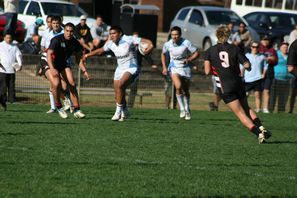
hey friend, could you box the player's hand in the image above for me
[83,71,90,80]
[162,68,168,76]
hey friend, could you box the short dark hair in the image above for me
[109,26,123,34]
[64,22,75,29]
[170,26,182,35]
[96,14,103,19]
[51,15,62,23]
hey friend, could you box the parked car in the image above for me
[243,11,297,48]
[0,14,26,43]
[18,0,95,33]
[170,6,259,50]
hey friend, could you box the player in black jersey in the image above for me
[47,22,90,119]
[204,25,271,144]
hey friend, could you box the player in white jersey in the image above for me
[83,26,153,121]
[161,26,199,120]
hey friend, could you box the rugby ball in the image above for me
[12,63,21,71]
[138,42,148,55]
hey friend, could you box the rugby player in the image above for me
[204,25,271,144]
[161,26,199,120]
[83,26,153,121]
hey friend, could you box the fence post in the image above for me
[77,67,81,96]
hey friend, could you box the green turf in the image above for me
[0,104,297,197]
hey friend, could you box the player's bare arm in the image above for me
[204,60,211,75]
[161,53,168,75]
[243,61,251,71]
[186,50,200,63]
[83,47,105,60]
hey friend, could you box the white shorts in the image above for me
[114,67,139,81]
[170,67,191,79]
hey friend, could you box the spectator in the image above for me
[4,0,19,38]
[242,41,268,113]
[237,22,252,53]
[258,35,278,113]
[75,15,94,52]
[227,22,241,46]
[269,42,292,112]
[40,15,53,52]
[289,24,297,46]
[0,33,22,110]
[90,15,110,49]
[25,18,44,42]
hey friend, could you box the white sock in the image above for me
[184,96,190,112]
[176,94,185,111]
[116,103,123,113]
[49,91,56,110]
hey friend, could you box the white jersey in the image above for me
[43,29,64,49]
[162,38,197,68]
[103,35,141,70]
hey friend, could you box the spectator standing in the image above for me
[4,0,19,37]
[269,42,292,112]
[258,35,278,113]
[242,41,268,113]
[90,15,110,49]
[75,15,93,52]
[25,18,44,42]
[227,22,241,46]
[0,33,22,110]
[237,22,252,53]
[288,24,297,46]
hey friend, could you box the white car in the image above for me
[18,0,95,32]
[170,6,260,50]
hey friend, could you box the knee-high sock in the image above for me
[49,91,56,110]
[176,94,185,111]
[116,103,123,113]
[184,96,190,112]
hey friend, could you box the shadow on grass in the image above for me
[267,140,297,144]
[0,132,34,136]
[8,121,79,125]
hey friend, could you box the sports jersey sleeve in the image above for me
[185,40,197,53]
[131,35,141,45]
[103,40,112,52]
[48,37,59,51]
[288,40,297,66]
[162,42,169,54]
[74,39,83,52]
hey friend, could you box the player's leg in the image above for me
[226,99,265,143]
[0,73,7,111]
[171,73,185,118]
[60,77,72,112]
[61,67,85,118]
[112,72,133,121]
[254,90,261,113]
[47,69,66,118]
[262,78,272,113]
[181,77,191,120]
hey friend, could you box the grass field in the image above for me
[0,104,297,197]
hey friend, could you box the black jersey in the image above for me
[288,40,297,66]
[48,34,82,68]
[204,43,249,93]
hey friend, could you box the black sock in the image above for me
[253,118,262,128]
[250,126,259,136]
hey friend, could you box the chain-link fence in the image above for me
[15,53,297,113]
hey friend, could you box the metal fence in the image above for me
[15,54,297,113]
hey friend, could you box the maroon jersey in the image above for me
[204,43,249,93]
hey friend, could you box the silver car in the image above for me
[170,6,260,50]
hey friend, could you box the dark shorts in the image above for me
[218,88,247,104]
[55,65,71,73]
[245,79,263,92]
[39,58,50,76]
[292,78,297,89]
[262,77,273,90]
